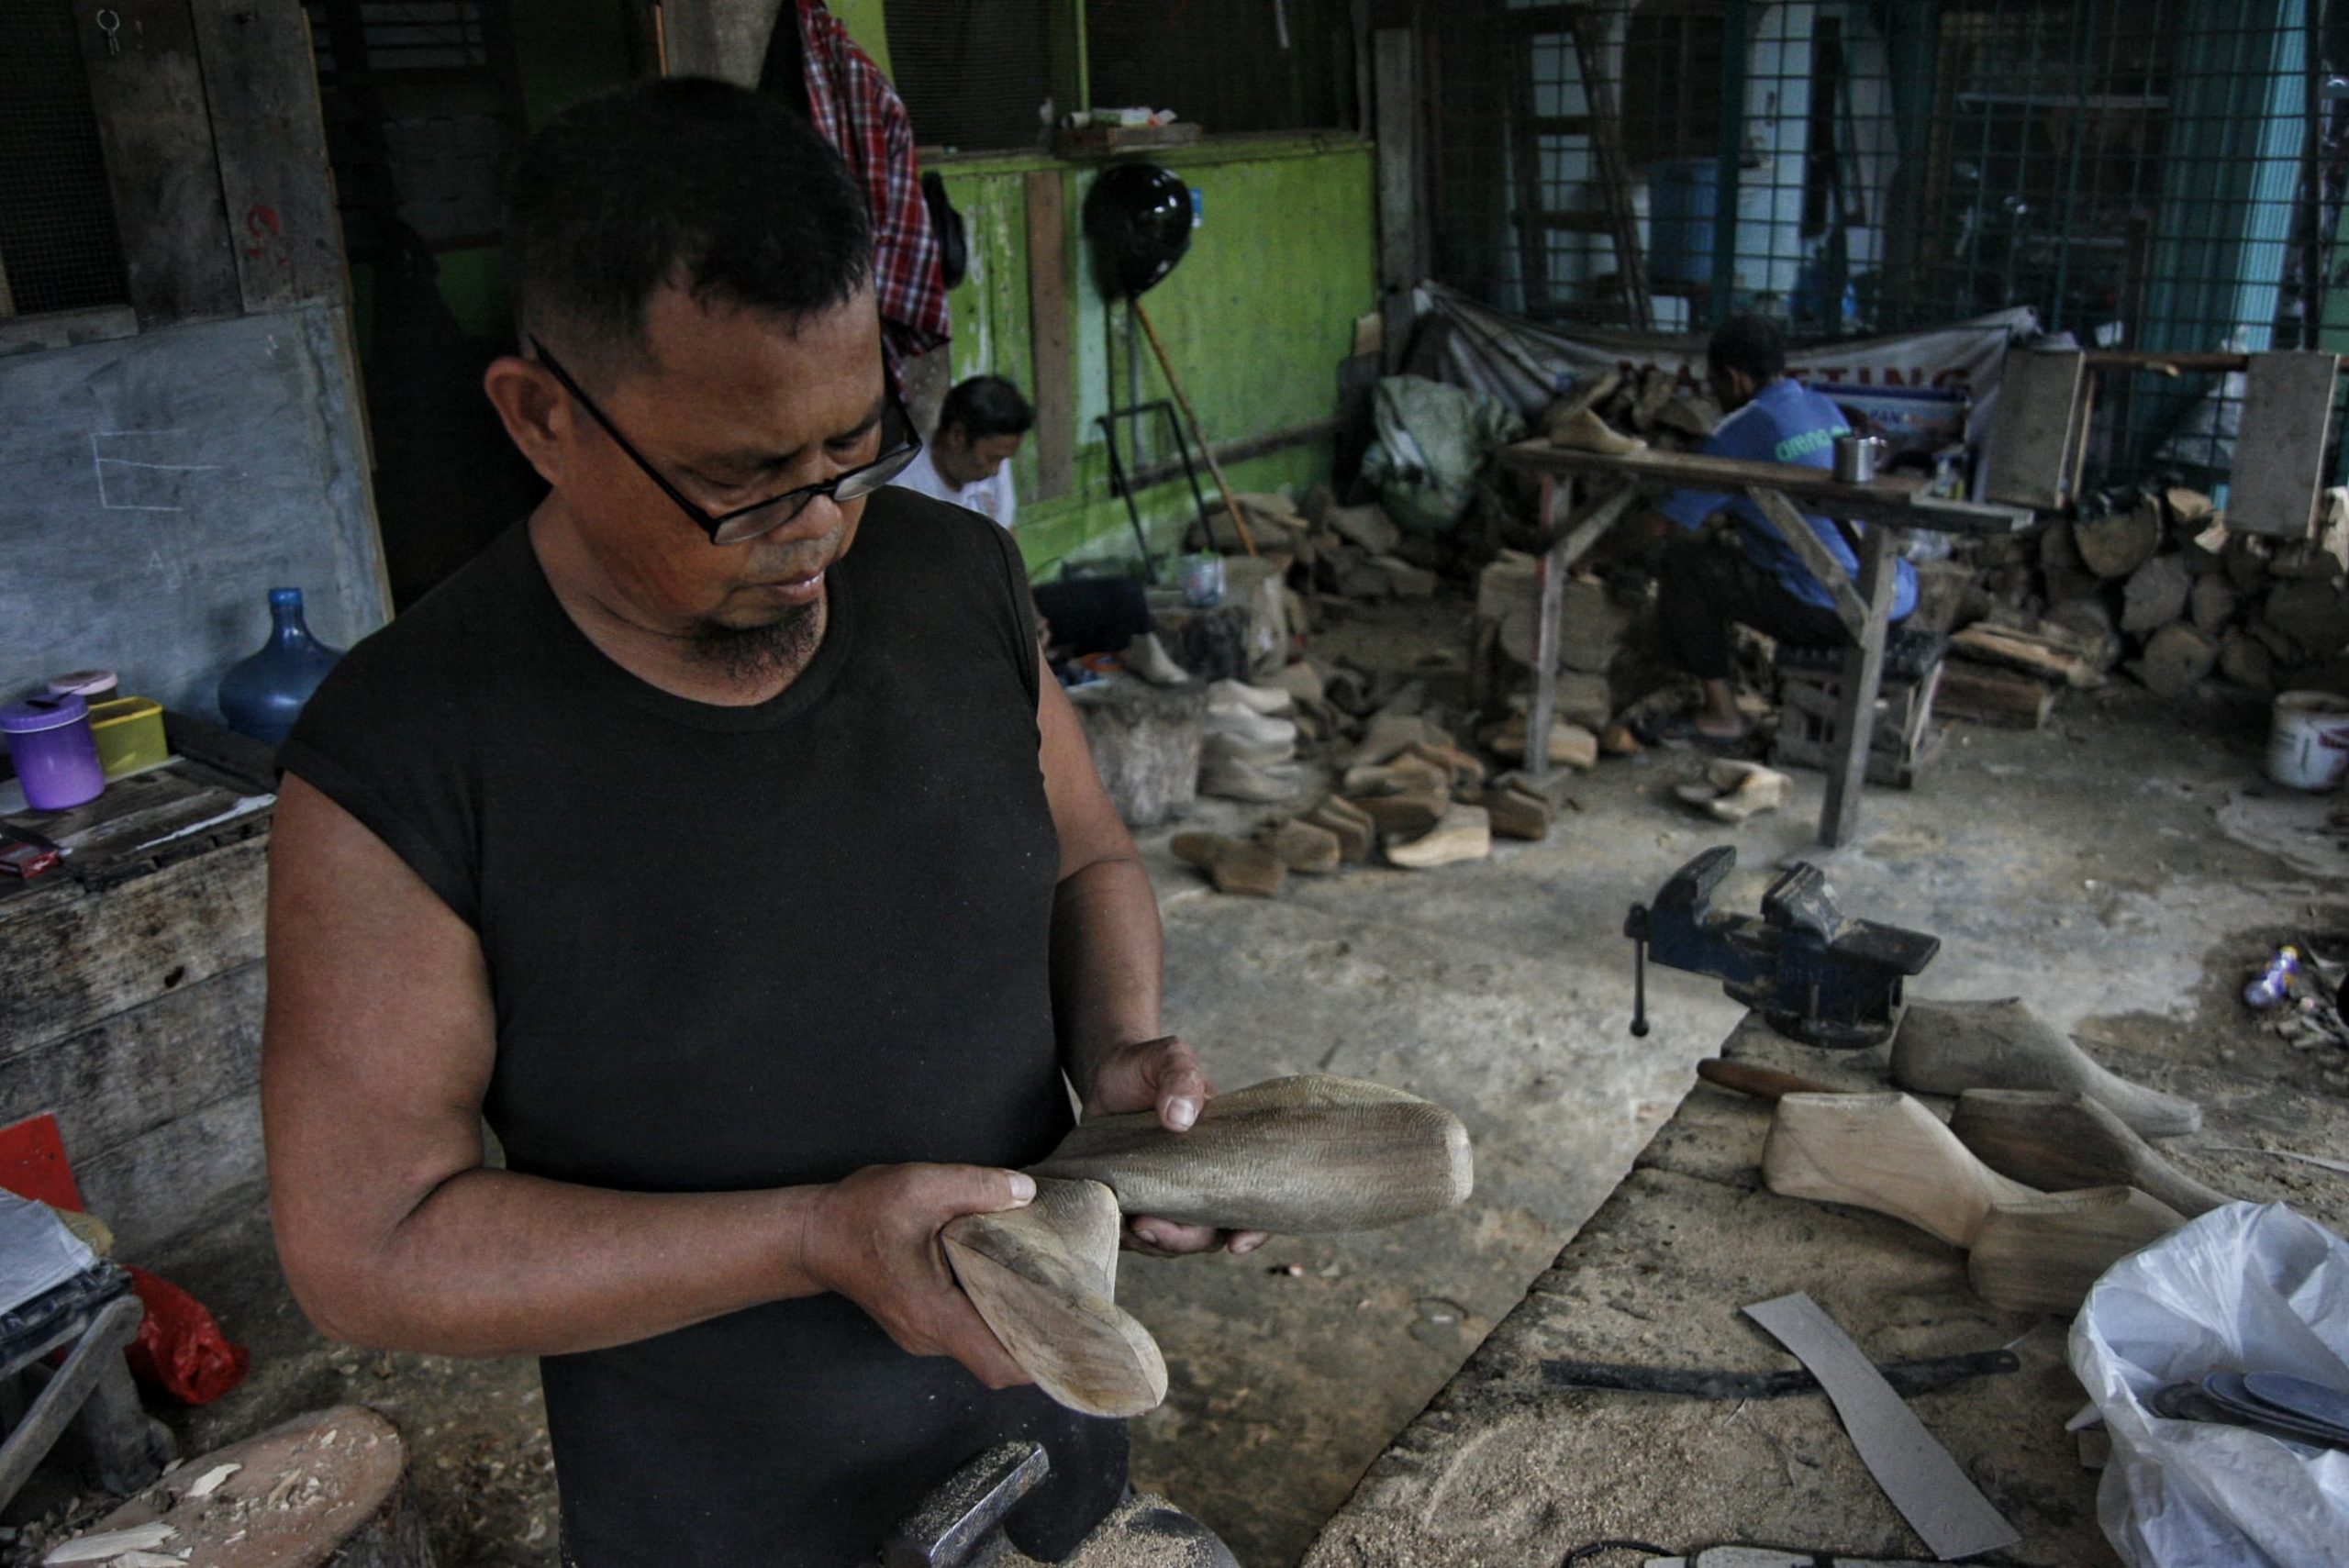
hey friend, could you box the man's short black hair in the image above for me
[1708,313,1788,384]
[939,376,1035,441]
[505,77,874,370]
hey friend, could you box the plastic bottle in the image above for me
[2243,946,2301,1009]
[217,587,344,745]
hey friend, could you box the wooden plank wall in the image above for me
[76,0,244,325]
[0,836,271,1253]
[190,0,345,314]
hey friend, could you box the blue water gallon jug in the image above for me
[218,587,344,745]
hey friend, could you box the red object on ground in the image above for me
[0,1114,84,1211]
[123,1266,250,1405]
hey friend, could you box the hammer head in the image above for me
[883,1442,1050,1568]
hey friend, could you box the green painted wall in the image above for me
[934,135,1378,581]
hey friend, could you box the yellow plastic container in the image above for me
[87,696,169,779]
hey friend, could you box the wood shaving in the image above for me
[184,1465,239,1501]
[40,1525,174,1565]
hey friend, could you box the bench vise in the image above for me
[1624,846,1939,1050]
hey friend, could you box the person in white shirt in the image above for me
[892,374,1026,528]
[893,375,1187,684]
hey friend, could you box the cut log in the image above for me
[1891,996,2201,1137]
[2038,518,2100,605]
[1936,661,2056,728]
[2120,554,2193,635]
[2219,628,2276,692]
[943,1177,1167,1418]
[2249,617,2299,663]
[2188,573,2239,634]
[2265,578,2349,660]
[2132,623,2218,697]
[78,1407,432,1568]
[2073,498,2164,578]
[1948,624,2100,688]
[1030,1074,1475,1234]
[2224,534,2274,595]
[2042,598,2123,671]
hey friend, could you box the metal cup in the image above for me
[1832,434,1887,484]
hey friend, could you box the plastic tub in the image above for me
[1,694,106,811]
[87,696,169,779]
[2267,690,2349,791]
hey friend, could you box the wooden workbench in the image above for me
[1494,443,2034,846]
[1303,1011,2349,1567]
[0,717,277,1253]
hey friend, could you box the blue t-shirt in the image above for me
[1658,378,1918,619]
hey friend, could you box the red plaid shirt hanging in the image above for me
[794,1,950,375]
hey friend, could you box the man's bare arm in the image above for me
[1033,662,1266,1256]
[262,773,1030,1377]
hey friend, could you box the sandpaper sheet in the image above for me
[1742,1293,2020,1562]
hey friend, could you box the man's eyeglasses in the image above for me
[529,337,922,547]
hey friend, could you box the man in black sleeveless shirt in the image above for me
[262,79,1261,1566]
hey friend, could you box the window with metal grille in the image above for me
[1085,0,1353,138]
[0,0,130,317]
[1429,0,2346,492]
[885,0,1055,152]
[303,0,524,258]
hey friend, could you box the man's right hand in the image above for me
[799,1163,1038,1390]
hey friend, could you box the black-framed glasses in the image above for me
[529,337,922,547]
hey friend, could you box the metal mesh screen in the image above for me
[0,0,129,317]
[886,0,1054,152]
[1430,0,2344,492]
[1086,0,1353,137]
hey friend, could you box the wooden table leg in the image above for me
[1525,475,1571,782]
[1820,525,1898,847]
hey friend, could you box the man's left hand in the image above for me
[1080,1034,1271,1259]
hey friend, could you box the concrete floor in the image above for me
[34,589,2344,1568]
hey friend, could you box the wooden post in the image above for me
[1524,476,1570,780]
[1374,26,1421,372]
[1820,523,1898,848]
[1024,170,1074,503]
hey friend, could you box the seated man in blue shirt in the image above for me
[1651,314,1915,740]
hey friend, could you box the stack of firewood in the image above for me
[2025,486,2348,700]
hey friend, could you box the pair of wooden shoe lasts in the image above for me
[1752,997,2223,1313]
[941,1075,1475,1417]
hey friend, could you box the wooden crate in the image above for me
[1771,659,1945,790]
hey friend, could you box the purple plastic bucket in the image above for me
[2,694,106,811]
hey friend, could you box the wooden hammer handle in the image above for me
[1696,1058,1842,1102]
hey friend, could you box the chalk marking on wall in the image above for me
[90,430,225,512]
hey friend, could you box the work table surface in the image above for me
[1304,1012,2349,1567]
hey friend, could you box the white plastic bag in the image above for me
[2069,1202,2349,1566]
